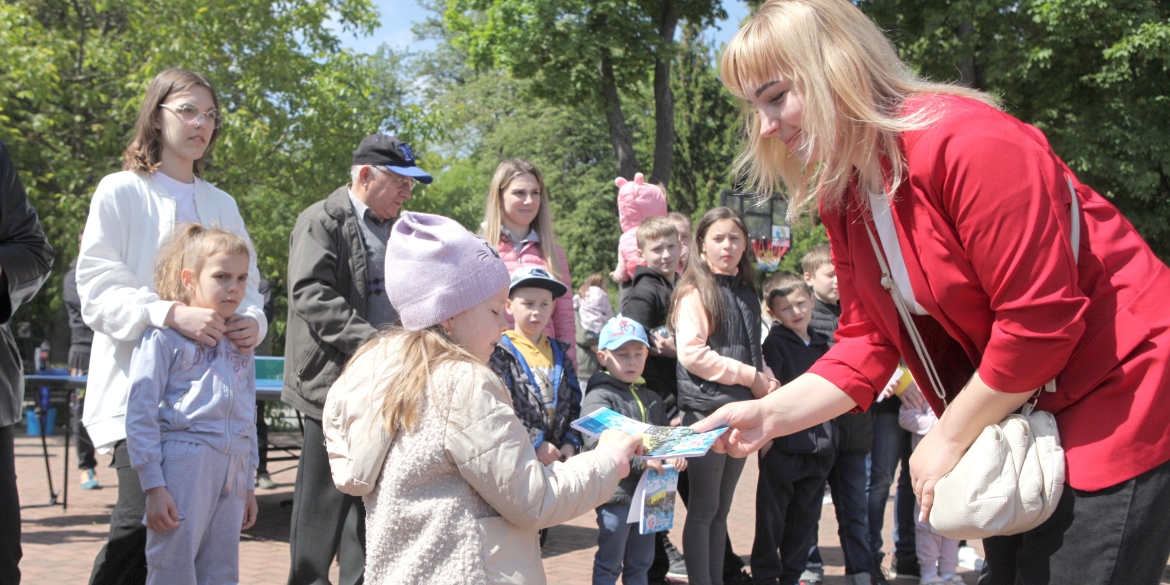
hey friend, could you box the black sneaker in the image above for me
[893,556,921,580]
[724,568,753,585]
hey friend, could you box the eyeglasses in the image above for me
[371,167,417,191]
[158,103,223,129]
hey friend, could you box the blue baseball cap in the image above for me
[598,316,649,350]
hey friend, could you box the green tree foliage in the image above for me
[443,0,725,187]
[670,23,743,220]
[409,7,748,288]
[0,0,437,351]
[860,0,1170,259]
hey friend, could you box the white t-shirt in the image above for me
[868,190,927,315]
[154,171,200,225]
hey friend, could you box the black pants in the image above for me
[809,450,874,575]
[256,401,268,475]
[979,456,1170,585]
[752,447,834,585]
[0,425,21,585]
[71,391,97,470]
[89,440,148,585]
[288,416,365,585]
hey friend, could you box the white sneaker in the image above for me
[957,546,984,571]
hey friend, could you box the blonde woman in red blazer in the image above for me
[692,1,1170,584]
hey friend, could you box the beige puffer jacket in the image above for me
[324,336,623,584]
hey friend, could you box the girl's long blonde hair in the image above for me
[720,0,996,222]
[348,326,480,434]
[480,159,563,281]
[154,223,250,305]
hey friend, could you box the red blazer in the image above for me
[808,95,1170,491]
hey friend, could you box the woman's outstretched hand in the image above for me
[688,401,779,458]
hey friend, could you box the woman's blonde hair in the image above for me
[124,68,222,176]
[480,159,563,281]
[347,326,480,434]
[668,207,758,336]
[720,0,996,222]
[154,224,251,305]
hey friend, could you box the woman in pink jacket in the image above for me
[481,159,577,366]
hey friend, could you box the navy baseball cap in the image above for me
[352,134,433,184]
[509,266,568,299]
[598,316,649,350]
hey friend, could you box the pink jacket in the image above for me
[614,173,668,282]
[495,235,578,368]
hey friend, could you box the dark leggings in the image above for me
[979,456,1170,585]
[71,390,98,470]
[682,410,747,585]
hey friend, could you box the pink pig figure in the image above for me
[611,172,668,283]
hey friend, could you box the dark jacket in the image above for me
[807,298,873,453]
[620,265,677,412]
[676,275,762,413]
[574,310,600,380]
[488,335,583,451]
[63,266,94,370]
[762,321,834,454]
[283,186,378,419]
[581,371,668,506]
[0,141,54,426]
[810,297,841,347]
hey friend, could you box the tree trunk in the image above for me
[598,49,639,180]
[649,0,680,189]
[956,21,985,90]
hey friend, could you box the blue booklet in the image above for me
[626,465,680,534]
[571,408,727,460]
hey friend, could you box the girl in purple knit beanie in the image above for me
[323,212,644,585]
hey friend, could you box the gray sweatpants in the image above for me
[144,441,250,585]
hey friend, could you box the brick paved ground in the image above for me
[14,431,1169,584]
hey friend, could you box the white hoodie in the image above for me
[77,170,267,452]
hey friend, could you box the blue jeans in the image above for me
[594,503,655,585]
[867,411,916,568]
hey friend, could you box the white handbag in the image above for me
[862,176,1080,540]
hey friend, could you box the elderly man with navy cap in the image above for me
[283,134,431,585]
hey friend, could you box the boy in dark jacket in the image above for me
[489,266,583,465]
[620,216,681,415]
[802,244,841,344]
[752,272,836,585]
[801,246,879,585]
[582,316,687,585]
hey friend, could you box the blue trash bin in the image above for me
[25,407,57,436]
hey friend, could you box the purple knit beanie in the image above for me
[385,212,510,331]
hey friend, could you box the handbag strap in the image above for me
[864,176,1082,406]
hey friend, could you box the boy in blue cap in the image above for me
[582,316,688,585]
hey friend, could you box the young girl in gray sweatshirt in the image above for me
[125,225,259,585]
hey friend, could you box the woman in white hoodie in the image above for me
[77,67,267,585]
